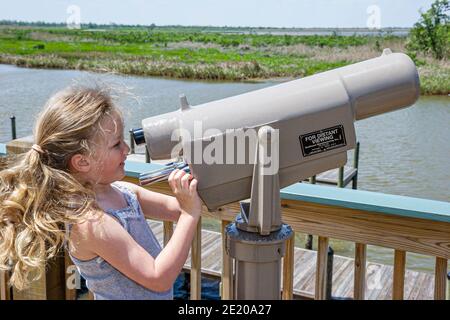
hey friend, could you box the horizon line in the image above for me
[0,20,413,30]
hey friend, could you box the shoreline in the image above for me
[0,59,448,96]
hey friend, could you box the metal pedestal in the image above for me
[224,126,293,299]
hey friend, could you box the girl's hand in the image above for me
[168,169,202,219]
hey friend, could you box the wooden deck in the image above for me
[147,220,436,300]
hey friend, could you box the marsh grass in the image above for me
[0,26,447,94]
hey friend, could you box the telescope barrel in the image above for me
[338,49,419,120]
[137,50,420,210]
[141,51,419,161]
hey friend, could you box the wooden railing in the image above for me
[1,141,449,300]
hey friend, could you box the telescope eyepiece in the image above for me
[131,128,145,145]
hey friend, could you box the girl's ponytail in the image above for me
[0,86,119,290]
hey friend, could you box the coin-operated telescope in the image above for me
[132,49,420,299]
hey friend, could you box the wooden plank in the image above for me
[403,269,420,299]
[282,232,295,300]
[376,265,394,300]
[292,249,316,299]
[365,263,387,300]
[393,250,406,300]
[340,263,357,298]
[315,236,329,300]
[328,256,350,297]
[407,271,427,300]
[204,246,223,274]
[293,250,316,291]
[196,233,219,270]
[333,259,354,298]
[354,243,367,300]
[163,221,173,247]
[297,251,320,293]
[185,231,216,266]
[419,272,435,300]
[221,220,233,300]
[190,217,202,300]
[434,257,447,300]
[404,269,434,300]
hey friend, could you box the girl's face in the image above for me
[87,111,130,185]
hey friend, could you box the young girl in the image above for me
[0,86,202,299]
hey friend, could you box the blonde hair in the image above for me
[0,86,122,290]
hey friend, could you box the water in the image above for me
[0,64,449,276]
[0,64,272,142]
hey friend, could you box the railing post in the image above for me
[393,250,406,300]
[10,115,16,140]
[354,243,367,300]
[1,271,12,300]
[190,216,202,300]
[163,221,174,247]
[129,129,135,154]
[434,257,447,300]
[282,231,295,300]
[315,236,329,300]
[221,220,233,300]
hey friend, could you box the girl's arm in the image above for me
[71,170,202,293]
[71,208,199,292]
[118,181,182,222]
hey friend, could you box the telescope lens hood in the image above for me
[131,128,145,145]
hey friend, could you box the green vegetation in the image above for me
[0,23,448,95]
[407,0,449,60]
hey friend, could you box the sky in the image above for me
[0,0,437,28]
